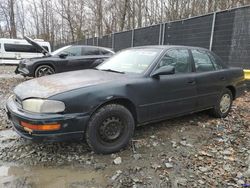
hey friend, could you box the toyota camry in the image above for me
[6,45,245,154]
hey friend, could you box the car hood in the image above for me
[14,70,128,100]
[24,36,50,56]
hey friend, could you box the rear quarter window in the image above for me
[192,49,215,72]
[100,49,113,55]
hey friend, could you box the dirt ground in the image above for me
[0,66,249,188]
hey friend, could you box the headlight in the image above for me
[22,99,65,113]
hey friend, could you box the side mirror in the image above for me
[59,53,68,58]
[151,66,175,78]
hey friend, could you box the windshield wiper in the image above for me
[100,69,125,74]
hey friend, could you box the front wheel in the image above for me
[210,88,233,118]
[34,65,55,77]
[86,104,135,154]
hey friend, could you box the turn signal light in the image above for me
[20,121,61,131]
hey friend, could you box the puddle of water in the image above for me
[0,165,106,188]
[0,130,108,187]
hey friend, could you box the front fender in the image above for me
[48,83,138,116]
[32,61,56,75]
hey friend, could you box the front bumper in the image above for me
[5,96,90,142]
[15,60,33,76]
[15,65,31,76]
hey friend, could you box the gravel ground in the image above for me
[0,65,17,75]
[0,66,249,187]
[0,66,28,131]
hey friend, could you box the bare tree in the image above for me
[9,0,16,38]
[0,0,17,38]
[16,0,25,37]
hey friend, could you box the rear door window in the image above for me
[207,52,223,70]
[192,49,215,72]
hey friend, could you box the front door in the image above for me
[137,48,197,122]
[65,46,85,71]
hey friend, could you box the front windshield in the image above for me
[51,45,71,56]
[97,48,162,74]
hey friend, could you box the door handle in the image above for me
[220,77,226,81]
[187,80,196,85]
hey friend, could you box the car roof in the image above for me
[131,45,209,51]
[70,45,114,52]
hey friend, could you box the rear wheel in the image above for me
[34,65,55,77]
[86,104,135,154]
[210,88,233,118]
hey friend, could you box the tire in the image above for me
[210,88,233,118]
[86,104,135,154]
[34,65,55,77]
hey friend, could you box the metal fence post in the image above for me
[131,29,134,47]
[162,23,166,45]
[112,33,115,50]
[209,12,216,51]
[158,24,162,45]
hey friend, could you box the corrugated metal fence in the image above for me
[56,5,250,69]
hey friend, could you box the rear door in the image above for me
[78,47,103,69]
[191,49,226,109]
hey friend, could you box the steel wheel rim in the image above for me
[37,67,54,77]
[99,116,124,143]
[220,94,231,114]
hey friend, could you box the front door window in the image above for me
[157,49,191,73]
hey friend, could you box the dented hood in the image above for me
[14,69,126,100]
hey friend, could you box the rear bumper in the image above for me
[6,96,89,142]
